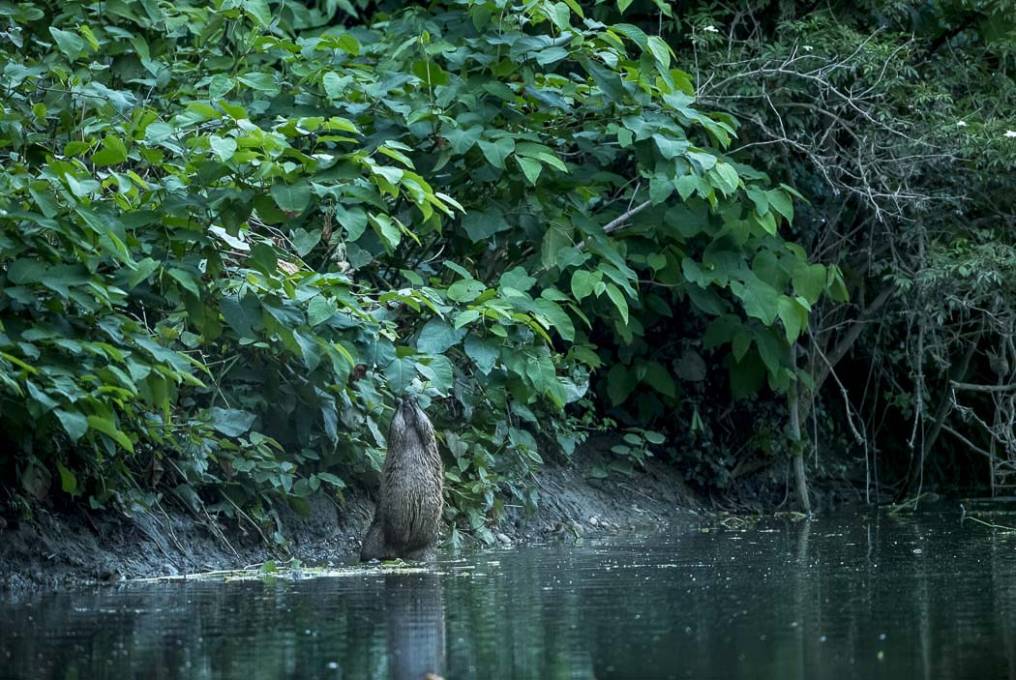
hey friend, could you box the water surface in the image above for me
[2,511,1015,679]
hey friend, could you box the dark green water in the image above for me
[2,511,1016,679]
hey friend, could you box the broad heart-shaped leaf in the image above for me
[384,356,418,394]
[307,296,337,326]
[271,181,311,213]
[768,189,794,223]
[417,354,454,394]
[443,126,482,154]
[370,213,401,249]
[208,74,235,99]
[516,156,542,185]
[646,35,671,71]
[606,363,637,406]
[461,208,510,242]
[500,266,536,292]
[730,275,781,325]
[478,137,515,169]
[334,205,368,241]
[92,135,128,166]
[650,176,674,204]
[49,27,85,59]
[792,262,827,304]
[583,59,627,102]
[532,298,575,342]
[242,0,272,27]
[292,227,321,257]
[209,135,237,162]
[210,407,257,437]
[642,361,676,398]
[571,270,599,301]
[777,296,809,343]
[416,318,466,354]
[55,409,88,441]
[238,71,278,93]
[447,278,486,302]
[464,335,499,374]
[294,331,323,371]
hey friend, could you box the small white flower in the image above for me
[803,45,814,52]
[702,25,719,33]
[1005,130,1016,138]
[956,120,968,127]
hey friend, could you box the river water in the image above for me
[1,510,1015,679]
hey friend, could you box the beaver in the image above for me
[360,397,444,561]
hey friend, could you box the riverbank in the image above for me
[0,437,701,595]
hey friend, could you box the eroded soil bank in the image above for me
[0,438,700,596]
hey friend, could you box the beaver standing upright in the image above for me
[360,397,444,561]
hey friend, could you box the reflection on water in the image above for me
[2,511,1016,679]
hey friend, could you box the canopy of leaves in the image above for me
[0,0,839,528]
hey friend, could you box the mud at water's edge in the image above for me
[0,436,702,598]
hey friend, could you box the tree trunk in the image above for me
[789,345,812,514]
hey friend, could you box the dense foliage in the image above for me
[2,0,1010,538]
[1,0,843,534]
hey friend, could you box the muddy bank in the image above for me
[0,437,700,595]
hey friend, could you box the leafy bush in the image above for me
[0,0,838,530]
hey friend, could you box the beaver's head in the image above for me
[390,396,434,446]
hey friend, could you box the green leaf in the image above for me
[643,362,676,397]
[516,156,542,185]
[448,279,486,303]
[778,297,809,343]
[650,176,674,204]
[238,71,278,93]
[792,263,827,304]
[464,335,499,374]
[56,461,78,495]
[418,354,454,394]
[55,409,89,441]
[606,363,637,406]
[584,59,627,102]
[271,181,311,213]
[307,296,337,326]
[208,74,235,99]
[605,283,629,324]
[384,357,418,393]
[209,407,257,437]
[209,135,237,162]
[243,0,273,27]
[292,228,322,257]
[768,189,794,223]
[532,298,575,342]
[500,266,536,292]
[49,27,85,59]
[369,213,402,249]
[730,276,780,325]
[571,270,599,301]
[710,162,740,195]
[461,208,510,242]
[478,137,515,169]
[92,136,128,166]
[646,36,671,71]
[417,319,466,354]
[335,205,368,241]
[86,416,134,452]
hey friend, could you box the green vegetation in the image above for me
[1,0,1013,540]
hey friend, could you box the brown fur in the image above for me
[360,397,444,561]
